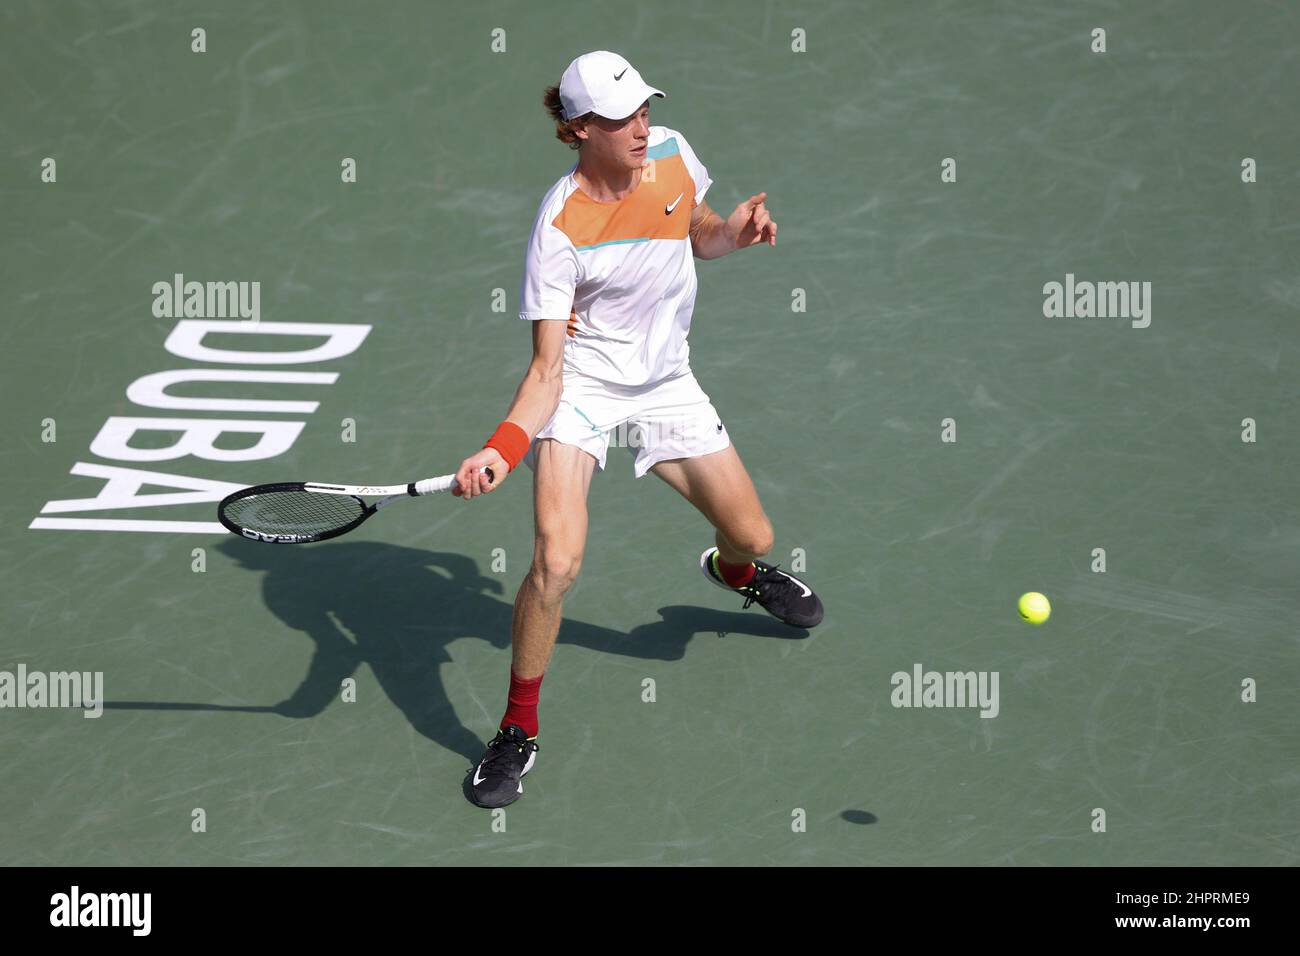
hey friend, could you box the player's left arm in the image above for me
[689,193,777,260]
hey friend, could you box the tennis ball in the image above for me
[1018,592,1051,624]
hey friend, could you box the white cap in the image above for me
[559,51,665,121]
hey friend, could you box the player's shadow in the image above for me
[103,539,809,763]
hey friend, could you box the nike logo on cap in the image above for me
[614,68,628,80]
[665,193,683,214]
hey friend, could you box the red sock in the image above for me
[500,671,543,738]
[715,552,756,588]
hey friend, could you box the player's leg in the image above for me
[650,445,822,627]
[513,437,599,679]
[632,373,824,628]
[468,437,598,809]
[649,444,773,566]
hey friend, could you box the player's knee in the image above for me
[530,549,583,598]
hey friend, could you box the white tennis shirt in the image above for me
[518,126,713,388]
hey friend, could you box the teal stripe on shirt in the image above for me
[574,236,652,252]
[646,137,679,160]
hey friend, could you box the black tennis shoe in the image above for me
[699,547,824,628]
[467,724,539,808]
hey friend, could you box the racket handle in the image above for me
[411,467,495,497]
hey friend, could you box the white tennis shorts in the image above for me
[522,367,731,478]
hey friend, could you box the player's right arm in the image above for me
[508,317,567,437]
[457,197,579,502]
[455,206,577,500]
[451,319,566,499]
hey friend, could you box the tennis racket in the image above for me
[217,467,493,544]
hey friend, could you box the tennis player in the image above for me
[453,51,824,808]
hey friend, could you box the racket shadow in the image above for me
[104,538,809,764]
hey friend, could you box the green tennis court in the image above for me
[2,0,1296,865]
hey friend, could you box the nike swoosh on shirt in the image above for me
[614,68,628,80]
[773,569,812,597]
[665,193,684,214]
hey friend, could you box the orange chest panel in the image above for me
[552,151,696,251]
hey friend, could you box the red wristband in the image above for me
[483,421,530,472]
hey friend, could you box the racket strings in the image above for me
[225,490,365,536]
